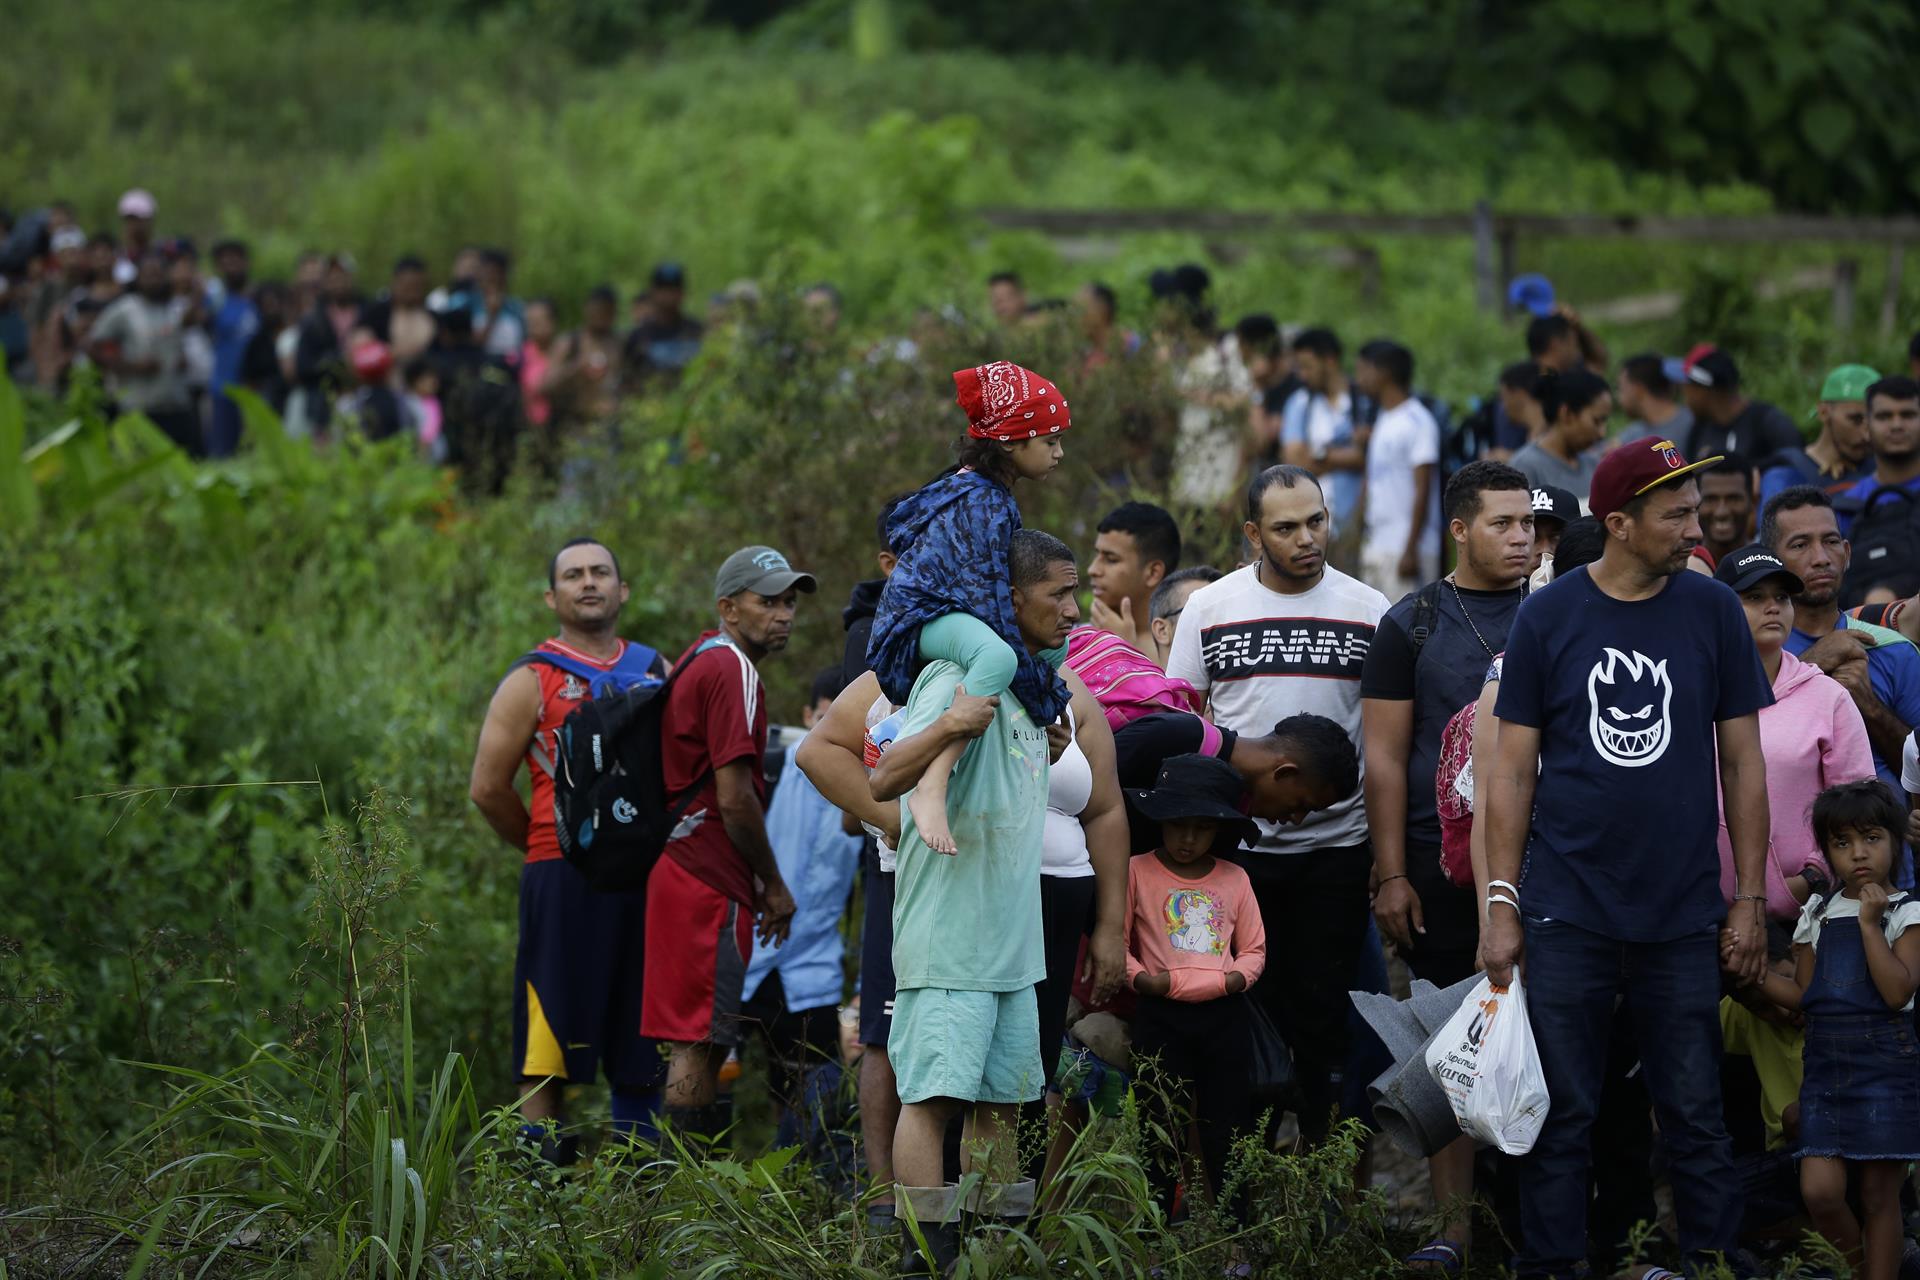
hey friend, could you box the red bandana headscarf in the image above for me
[953,361,1071,441]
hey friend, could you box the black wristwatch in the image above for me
[1802,863,1831,901]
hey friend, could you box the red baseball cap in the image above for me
[1588,435,1723,520]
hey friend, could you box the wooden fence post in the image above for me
[1497,224,1517,318]
[1472,201,1496,314]
[1834,257,1859,332]
[1881,245,1906,340]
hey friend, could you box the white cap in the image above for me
[117,188,157,219]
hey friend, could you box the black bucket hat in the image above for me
[1127,753,1258,845]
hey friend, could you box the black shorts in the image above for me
[513,858,663,1090]
[858,852,897,1049]
[1401,838,1480,986]
[1035,874,1096,1089]
[741,970,842,1109]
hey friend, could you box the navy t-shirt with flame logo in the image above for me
[1494,566,1772,941]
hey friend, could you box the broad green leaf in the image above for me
[752,1144,800,1179]
[1557,62,1615,115]
[1799,97,1856,159]
[1644,58,1698,120]
[227,383,311,477]
[1772,42,1817,91]
[1671,21,1714,72]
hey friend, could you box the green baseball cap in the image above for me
[1808,363,1880,420]
[1819,363,1881,404]
[715,545,816,600]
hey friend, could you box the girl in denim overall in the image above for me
[1743,779,1920,1280]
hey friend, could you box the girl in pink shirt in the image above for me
[1124,754,1267,1224]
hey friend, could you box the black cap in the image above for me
[651,261,686,288]
[1714,543,1804,594]
[1686,349,1740,391]
[1127,753,1256,843]
[1529,485,1581,528]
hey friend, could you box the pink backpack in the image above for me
[1434,699,1479,889]
[1063,627,1205,732]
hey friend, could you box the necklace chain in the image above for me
[1448,574,1522,661]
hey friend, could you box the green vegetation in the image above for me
[5,1,1919,1273]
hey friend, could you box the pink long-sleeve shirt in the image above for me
[1717,649,1875,919]
[1124,852,1267,1001]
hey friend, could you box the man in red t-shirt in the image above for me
[645,545,807,1140]
[469,538,669,1164]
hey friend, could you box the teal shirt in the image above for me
[892,659,1050,993]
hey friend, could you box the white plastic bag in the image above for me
[1423,973,1550,1155]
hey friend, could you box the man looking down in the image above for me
[868,529,1080,1271]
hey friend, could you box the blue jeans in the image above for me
[1517,916,1737,1278]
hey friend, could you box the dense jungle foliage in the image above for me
[4,1,1918,1274]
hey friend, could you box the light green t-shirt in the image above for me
[1848,615,1915,651]
[891,659,1050,993]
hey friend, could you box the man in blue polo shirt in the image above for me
[1761,484,1920,888]
[1761,485,1920,788]
[1832,375,1920,544]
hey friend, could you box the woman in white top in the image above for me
[1030,671,1130,1162]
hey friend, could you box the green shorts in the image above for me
[1054,1042,1130,1118]
[889,986,1043,1105]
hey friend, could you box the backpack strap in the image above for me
[510,644,666,779]
[510,648,600,683]
[1861,485,1918,516]
[512,642,664,692]
[1407,581,1443,656]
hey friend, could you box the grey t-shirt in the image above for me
[1622,405,1694,448]
[93,294,190,413]
[1511,441,1600,504]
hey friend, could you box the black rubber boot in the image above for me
[538,1131,580,1168]
[895,1185,962,1277]
[709,1094,735,1153]
[661,1104,719,1155]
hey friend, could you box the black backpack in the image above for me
[520,639,713,893]
[1839,486,1920,607]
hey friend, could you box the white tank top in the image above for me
[863,692,904,873]
[1041,704,1095,878]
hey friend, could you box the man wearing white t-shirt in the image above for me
[1167,465,1389,1142]
[1356,339,1442,597]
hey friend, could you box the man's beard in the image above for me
[1795,587,1838,610]
[1466,544,1523,587]
[1263,548,1321,583]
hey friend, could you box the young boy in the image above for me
[1124,754,1268,1219]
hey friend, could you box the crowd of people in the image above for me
[0,189,725,488]
[461,340,1920,1280]
[47,187,1920,1277]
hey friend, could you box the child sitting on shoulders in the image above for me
[866,361,1073,854]
[1732,779,1920,1280]
[1123,753,1266,1222]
